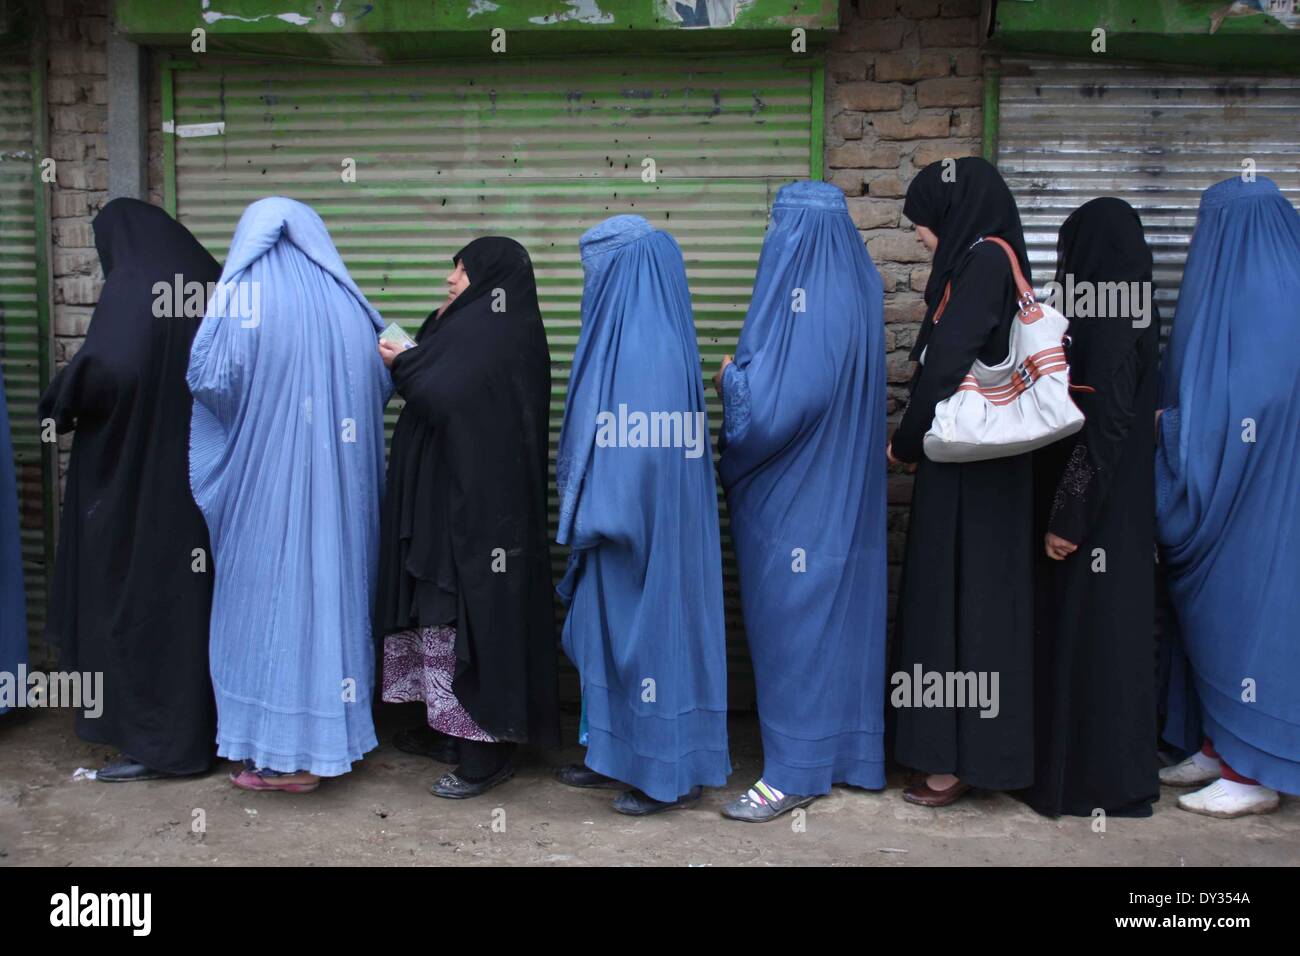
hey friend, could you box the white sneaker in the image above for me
[1177,779,1280,819]
[1159,754,1221,787]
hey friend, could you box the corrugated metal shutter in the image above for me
[168,55,816,706]
[0,58,46,649]
[998,59,1300,328]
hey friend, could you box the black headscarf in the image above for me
[1053,197,1161,387]
[904,156,1030,361]
[38,198,219,774]
[376,237,559,747]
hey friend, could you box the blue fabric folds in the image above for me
[187,197,392,776]
[718,181,888,795]
[0,368,25,714]
[1156,176,1300,794]
[557,214,730,802]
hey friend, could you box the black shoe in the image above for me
[554,763,627,790]
[97,757,189,783]
[613,786,703,817]
[429,763,515,799]
[394,726,461,764]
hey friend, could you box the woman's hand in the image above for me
[378,339,405,369]
[886,441,917,473]
[712,354,734,392]
[1044,532,1078,561]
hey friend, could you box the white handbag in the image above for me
[921,235,1084,463]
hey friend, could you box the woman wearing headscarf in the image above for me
[188,197,391,792]
[1156,176,1300,819]
[375,236,558,799]
[889,157,1035,808]
[1,368,27,717]
[1024,198,1162,818]
[36,199,218,778]
[552,215,730,816]
[715,180,888,822]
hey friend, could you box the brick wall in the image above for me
[825,0,985,608]
[46,0,108,386]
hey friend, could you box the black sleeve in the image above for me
[1047,343,1144,544]
[891,246,1008,463]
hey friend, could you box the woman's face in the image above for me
[916,224,939,253]
[444,260,470,306]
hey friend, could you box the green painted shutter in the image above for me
[0,58,45,649]
[167,55,816,706]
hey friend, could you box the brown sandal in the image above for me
[902,778,972,808]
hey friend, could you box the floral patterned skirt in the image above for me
[381,626,496,743]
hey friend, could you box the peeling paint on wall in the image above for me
[467,0,502,17]
[529,1,615,26]
[201,1,312,26]
[660,0,755,29]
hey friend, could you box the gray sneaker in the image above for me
[721,785,818,822]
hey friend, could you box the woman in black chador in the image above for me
[39,198,219,781]
[1024,198,1162,817]
[888,157,1035,808]
[374,237,559,798]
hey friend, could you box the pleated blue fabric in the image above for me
[557,215,731,802]
[188,197,392,776]
[0,368,25,714]
[1157,176,1300,794]
[718,181,888,795]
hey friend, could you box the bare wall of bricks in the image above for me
[826,0,985,611]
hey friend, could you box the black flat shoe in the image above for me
[394,726,461,764]
[613,786,703,816]
[554,763,626,790]
[429,763,515,799]
[97,757,189,783]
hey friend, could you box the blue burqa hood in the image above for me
[1157,176,1300,793]
[718,181,888,795]
[187,197,392,776]
[556,214,731,802]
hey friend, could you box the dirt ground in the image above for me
[1,705,1296,867]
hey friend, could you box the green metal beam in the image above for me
[810,51,824,180]
[989,0,1300,73]
[116,0,838,60]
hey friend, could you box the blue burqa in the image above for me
[0,368,25,714]
[1157,176,1300,794]
[188,197,392,776]
[557,215,731,802]
[718,181,888,795]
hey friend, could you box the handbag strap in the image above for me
[929,235,1035,325]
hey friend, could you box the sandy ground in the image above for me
[1,705,1296,867]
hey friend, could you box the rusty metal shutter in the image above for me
[997,58,1300,327]
[165,55,817,707]
[0,58,46,650]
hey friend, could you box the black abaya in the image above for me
[38,198,218,774]
[375,237,559,748]
[1024,198,1161,817]
[890,158,1036,791]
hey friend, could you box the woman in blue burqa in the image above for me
[188,197,392,792]
[715,180,888,822]
[553,215,731,816]
[1156,176,1300,819]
